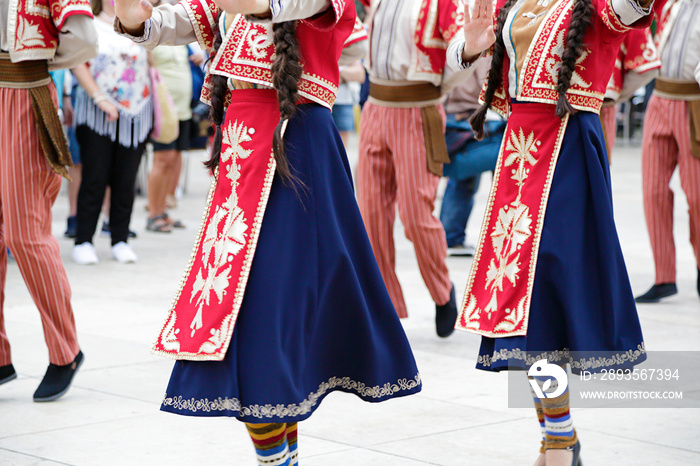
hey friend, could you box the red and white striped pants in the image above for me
[357,102,452,318]
[0,86,80,366]
[641,95,700,284]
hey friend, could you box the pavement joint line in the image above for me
[575,427,700,455]
[0,446,74,465]
[0,412,157,442]
[411,394,530,419]
[369,417,528,447]
[298,436,441,465]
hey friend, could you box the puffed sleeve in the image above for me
[49,15,98,70]
[254,0,342,30]
[115,1,213,51]
[338,17,367,65]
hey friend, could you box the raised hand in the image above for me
[114,0,154,33]
[462,0,497,60]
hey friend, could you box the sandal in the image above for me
[163,213,185,229]
[146,215,173,233]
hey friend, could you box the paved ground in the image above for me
[1,138,699,465]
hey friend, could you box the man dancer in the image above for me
[636,0,700,303]
[357,0,479,337]
[599,27,660,159]
[1,0,96,400]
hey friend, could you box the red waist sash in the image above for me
[457,103,570,337]
[153,89,279,360]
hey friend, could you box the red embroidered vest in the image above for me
[484,0,654,118]
[413,0,464,76]
[605,28,660,100]
[7,0,93,62]
[182,0,355,109]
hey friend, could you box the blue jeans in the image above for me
[440,116,505,247]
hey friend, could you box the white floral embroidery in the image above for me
[246,28,272,60]
[545,30,592,89]
[162,374,422,417]
[161,312,181,352]
[189,121,254,342]
[478,345,646,372]
[484,129,539,317]
[16,17,45,49]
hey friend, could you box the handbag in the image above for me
[150,67,179,145]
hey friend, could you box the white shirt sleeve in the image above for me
[695,61,700,85]
[443,37,480,94]
[269,0,331,23]
[116,3,198,51]
[49,15,98,71]
[610,0,653,26]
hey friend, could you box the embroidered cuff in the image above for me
[114,17,152,43]
[611,0,653,26]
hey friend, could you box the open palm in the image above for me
[463,0,497,59]
[114,0,154,31]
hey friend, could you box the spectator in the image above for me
[440,58,505,256]
[71,0,152,264]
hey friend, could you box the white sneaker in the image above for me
[111,242,137,263]
[72,243,99,265]
[447,243,476,257]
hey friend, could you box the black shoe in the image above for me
[567,440,582,466]
[33,351,84,402]
[0,364,17,385]
[634,283,678,303]
[102,220,137,239]
[64,215,77,239]
[435,285,458,338]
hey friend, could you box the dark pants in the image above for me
[440,117,504,247]
[75,125,144,245]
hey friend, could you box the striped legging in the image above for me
[246,422,298,466]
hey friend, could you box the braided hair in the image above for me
[204,14,302,184]
[554,0,593,117]
[469,0,593,138]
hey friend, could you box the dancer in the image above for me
[357,0,478,337]
[599,27,659,158]
[1,0,95,400]
[452,0,654,464]
[636,0,700,303]
[113,0,421,464]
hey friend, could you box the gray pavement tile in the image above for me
[1,144,699,465]
[0,450,69,466]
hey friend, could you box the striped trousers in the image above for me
[641,95,700,284]
[357,102,452,318]
[0,86,80,366]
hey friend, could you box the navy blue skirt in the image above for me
[161,104,421,422]
[477,109,646,374]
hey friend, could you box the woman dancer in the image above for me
[113,0,422,463]
[454,0,654,464]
